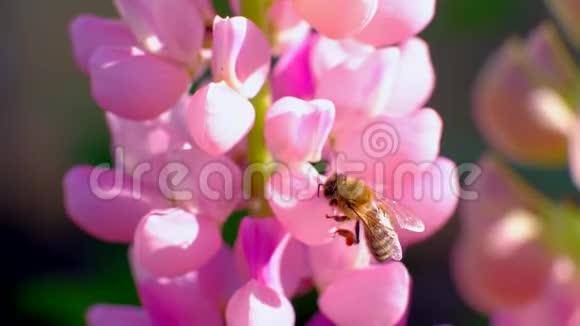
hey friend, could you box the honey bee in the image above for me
[319,173,425,262]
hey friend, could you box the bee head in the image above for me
[322,173,338,199]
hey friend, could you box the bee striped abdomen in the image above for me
[365,222,400,262]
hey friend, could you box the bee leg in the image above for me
[355,220,361,244]
[326,214,348,222]
[334,229,355,246]
[317,184,324,197]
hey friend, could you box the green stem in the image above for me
[247,83,273,217]
[242,0,273,217]
[241,0,268,30]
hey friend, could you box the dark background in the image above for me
[1,1,576,325]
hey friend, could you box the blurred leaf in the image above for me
[213,0,233,17]
[434,0,517,35]
[292,289,319,325]
[222,209,249,246]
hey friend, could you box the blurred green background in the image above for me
[0,0,577,325]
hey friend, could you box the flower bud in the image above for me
[453,156,554,312]
[473,40,572,166]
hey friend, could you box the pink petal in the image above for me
[265,97,335,164]
[186,82,255,156]
[235,217,285,286]
[386,38,435,117]
[133,208,221,277]
[272,33,316,100]
[106,94,191,173]
[453,156,554,312]
[150,0,204,65]
[225,279,295,326]
[267,164,335,246]
[134,265,223,326]
[235,217,312,297]
[86,305,151,326]
[310,36,373,81]
[333,108,442,185]
[143,148,243,223]
[354,0,436,47]
[293,0,378,39]
[198,245,242,308]
[393,157,459,246]
[308,235,371,290]
[319,263,410,326]
[306,313,335,326]
[268,0,310,53]
[473,41,570,166]
[212,16,271,98]
[315,47,400,133]
[89,46,189,121]
[492,274,580,326]
[114,0,156,46]
[63,166,166,243]
[69,15,135,73]
[191,0,216,22]
[570,118,580,189]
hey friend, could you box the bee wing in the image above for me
[350,204,403,262]
[378,199,425,233]
[389,235,403,261]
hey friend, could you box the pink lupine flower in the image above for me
[233,217,311,298]
[492,262,580,326]
[70,0,206,120]
[473,23,576,167]
[353,0,437,47]
[66,0,448,324]
[308,235,372,289]
[133,208,222,277]
[226,218,301,325]
[63,165,169,243]
[212,16,272,98]
[268,0,310,53]
[271,33,317,100]
[64,99,243,243]
[293,0,378,39]
[309,36,434,118]
[453,156,555,312]
[315,47,400,133]
[318,263,411,325]
[265,97,335,165]
[133,253,224,326]
[185,81,256,156]
[310,36,374,81]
